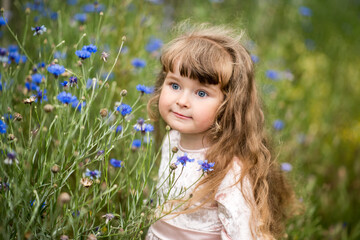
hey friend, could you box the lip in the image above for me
[172,111,192,119]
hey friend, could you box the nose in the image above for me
[176,91,190,108]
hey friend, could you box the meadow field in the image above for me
[0,0,359,239]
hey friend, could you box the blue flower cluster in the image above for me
[47,64,65,77]
[136,84,154,94]
[116,103,132,116]
[176,153,195,166]
[133,118,154,133]
[273,119,284,130]
[75,44,97,60]
[57,91,85,111]
[31,25,47,36]
[131,58,146,68]
[0,45,27,65]
[0,120,7,134]
[33,89,48,103]
[145,38,163,53]
[110,158,122,168]
[85,169,101,179]
[131,139,142,149]
[197,160,215,172]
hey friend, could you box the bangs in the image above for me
[161,37,233,87]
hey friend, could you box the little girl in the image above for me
[146,24,294,240]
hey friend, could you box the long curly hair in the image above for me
[147,24,294,239]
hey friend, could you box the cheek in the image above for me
[158,90,168,116]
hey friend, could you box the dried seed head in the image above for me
[170,163,177,171]
[7,134,15,141]
[58,192,71,205]
[23,96,36,104]
[14,113,23,121]
[100,108,108,118]
[122,36,126,42]
[80,178,93,188]
[51,164,60,173]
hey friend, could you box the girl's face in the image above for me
[159,64,224,140]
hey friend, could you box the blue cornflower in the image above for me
[82,44,97,53]
[85,169,101,179]
[197,160,215,172]
[0,120,7,134]
[32,73,45,84]
[30,200,46,209]
[251,54,259,63]
[176,153,195,166]
[131,58,146,68]
[116,103,132,116]
[74,13,87,23]
[131,139,142,149]
[37,62,46,68]
[299,6,312,17]
[116,125,122,133]
[86,78,99,89]
[146,0,164,4]
[71,100,85,112]
[47,64,65,77]
[266,70,280,80]
[97,150,105,156]
[31,25,47,36]
[0,17,8,26]
[34,89,48,103]
[273,119,284,130]
[25,82,40,91]
[133,118,154,133]
[83,3,105,12]
[110,158,122,168]
[69,76,78,86]
[0,48,8,63]
[102,72,114,80]
[57,91,76,104]
[136,84,154,94]
[8,51,20,64]
[4,151,18,164]
[54,51,67,59]
[61,81,68,87]
[281,162,292,172]
[3,113,12,121]
[8,45,18,53]
[67,0,78,5]
[75,50,91,59]
[145,38,163,52]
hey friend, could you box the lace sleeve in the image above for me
[215,160,257,240]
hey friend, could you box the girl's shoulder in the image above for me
[217,157,252,197]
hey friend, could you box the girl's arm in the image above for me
[215,160,260,240]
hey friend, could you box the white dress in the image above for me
[146,130,258,240]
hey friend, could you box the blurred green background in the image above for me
[1,0,360,239]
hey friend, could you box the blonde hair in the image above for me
[148,24,294,239]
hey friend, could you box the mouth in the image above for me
[172,111,192,119]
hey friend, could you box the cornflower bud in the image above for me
[120,89,127,96]
[172,147,178,153]
[44,104,54,113]
[58,192,71,205]
[51,164,60,173]
[100,108,108,118]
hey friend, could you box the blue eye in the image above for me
[197,90,207,97]
[171,83,180,90]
